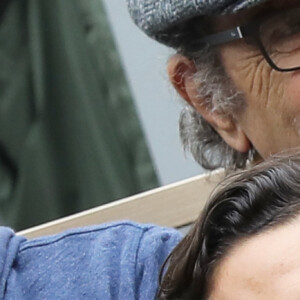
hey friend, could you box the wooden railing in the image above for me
[18,169,224,239]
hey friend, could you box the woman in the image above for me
[3,152,300,299]
[158,152,300,299]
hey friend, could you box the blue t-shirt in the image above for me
[0,221,182,299]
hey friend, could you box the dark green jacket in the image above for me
[0,0,158,230]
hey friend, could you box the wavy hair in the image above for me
[157,151,300,299]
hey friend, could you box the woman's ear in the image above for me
[167,54,251,153]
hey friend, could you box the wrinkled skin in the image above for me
[168,0,300,160]
[218,0,300,158]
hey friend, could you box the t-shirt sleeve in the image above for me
[1,222,182,300]
[0,227,25,299]
[135,226,182,300]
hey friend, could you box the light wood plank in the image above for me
[17,169,224,239]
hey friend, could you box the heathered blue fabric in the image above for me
[0,221,182,299]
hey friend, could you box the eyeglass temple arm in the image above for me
[199,26,244,46]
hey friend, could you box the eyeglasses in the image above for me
[198,7,300,72]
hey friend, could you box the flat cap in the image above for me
[127,0,267,47]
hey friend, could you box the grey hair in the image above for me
[164,12,256,170]
[178,46,256,170]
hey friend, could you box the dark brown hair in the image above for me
[157,151,300,299]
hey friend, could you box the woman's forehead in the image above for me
[209,216,300,300]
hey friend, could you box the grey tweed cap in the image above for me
[127,0,267,47]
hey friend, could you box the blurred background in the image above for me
[0,0,203,231]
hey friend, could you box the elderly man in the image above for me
[1,0,300,299]
[128,0,300,170]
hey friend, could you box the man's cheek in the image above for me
[238,57,271,106]
[286,74,300,110]
[284,75,300,134]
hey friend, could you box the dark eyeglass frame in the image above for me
[198,8,300,73]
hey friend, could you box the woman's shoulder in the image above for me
[0,222,182,299]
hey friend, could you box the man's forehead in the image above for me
[210,217,300,300]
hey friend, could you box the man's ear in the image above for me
[167,54,251,153]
